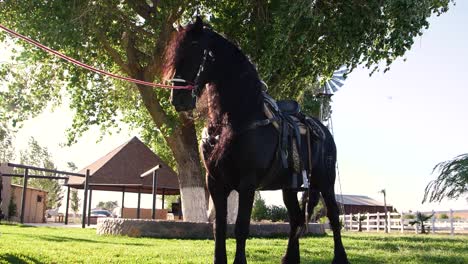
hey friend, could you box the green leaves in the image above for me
[423,153,468,203]
[15,137,64,209]
[0,0,454,173]
[208,0,454,98]
[0,121,15,163]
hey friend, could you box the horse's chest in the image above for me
[227,129,277,168]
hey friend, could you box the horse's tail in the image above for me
[296,189,320,238]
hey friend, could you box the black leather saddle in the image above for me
[277,100,301,116]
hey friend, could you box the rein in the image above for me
[0,23,194,90]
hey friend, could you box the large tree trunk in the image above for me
[137,86,208,222]
[106,10,209,221]
[167,113,208,222]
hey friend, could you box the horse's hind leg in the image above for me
[322,188,349,264]
[233,189,255,264]
[281,189,304,264]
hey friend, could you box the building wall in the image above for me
[11,185,47,223]
[0,163,12,218]
[122,208,168,220]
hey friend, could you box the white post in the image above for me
[450,209,454,236]
[349,213,353,231]
[400,212,404,233]
[376,212,380,232]
[357,213,361,231]
[366,212,370,232]
[341,214,346,230]
[431,210,436,234]
[388,213,391,233]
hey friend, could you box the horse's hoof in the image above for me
[233,255,247,264]
[281,255,300,264]
[331,256,350,264]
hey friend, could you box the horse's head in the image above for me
[164,17,215,112]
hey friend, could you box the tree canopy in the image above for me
[0,122,14,163]
[0,0,454,221]
[95,200,119,211]
[13,137,64,209]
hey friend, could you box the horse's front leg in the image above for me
[209,177,229,264]
[233,189,255,264]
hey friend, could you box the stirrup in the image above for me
[301,170,309,188]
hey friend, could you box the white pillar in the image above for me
[357,213,361,231]
[366,212,370,232]
[400,212,404,233]
[376,212,380,232]
[388,213,391,233]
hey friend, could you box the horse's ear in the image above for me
[193,16,203,33]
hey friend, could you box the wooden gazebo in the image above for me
[67,137,180,226]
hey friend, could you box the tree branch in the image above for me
[96,31,131,75]
[122,31,143,75]
[136,84,169,127]
[145,9,182,78]
[125,0,155,23]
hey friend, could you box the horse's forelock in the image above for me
[162,24,194,80]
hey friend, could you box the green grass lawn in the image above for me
[0,224,467,264]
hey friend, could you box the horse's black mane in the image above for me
[164,23,265,164]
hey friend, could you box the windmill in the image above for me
[317,66,348,225]
[317,66,347,124]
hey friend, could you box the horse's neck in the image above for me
[206,39,264,129]
[211,78,263,129]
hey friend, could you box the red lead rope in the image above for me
[0,23,193,90]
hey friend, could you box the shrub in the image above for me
[439,213,449,219]
[251,192,289,222]
[319,216,329,224]
[268,205,289,222]
[403,214,416,219]
[8,194,17,220]
[251,193,269,221]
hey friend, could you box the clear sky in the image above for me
[2,2,467,212]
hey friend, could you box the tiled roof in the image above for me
[67,137,179,195]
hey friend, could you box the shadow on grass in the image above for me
[343,234,463,244]
[247,233,328,239]
[411,254,466,264]
[0,253,44,264]
[304,254,381,264]
[37,234,152,247]
[17,224,38,228]
[0,222,37,228]
[3,232,151,247]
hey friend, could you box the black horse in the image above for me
[164,17,349,264]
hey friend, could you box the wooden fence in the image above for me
[339,210,468,235]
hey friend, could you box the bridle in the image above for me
[170,48,215,98]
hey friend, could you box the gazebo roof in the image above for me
[67,137,180,195]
